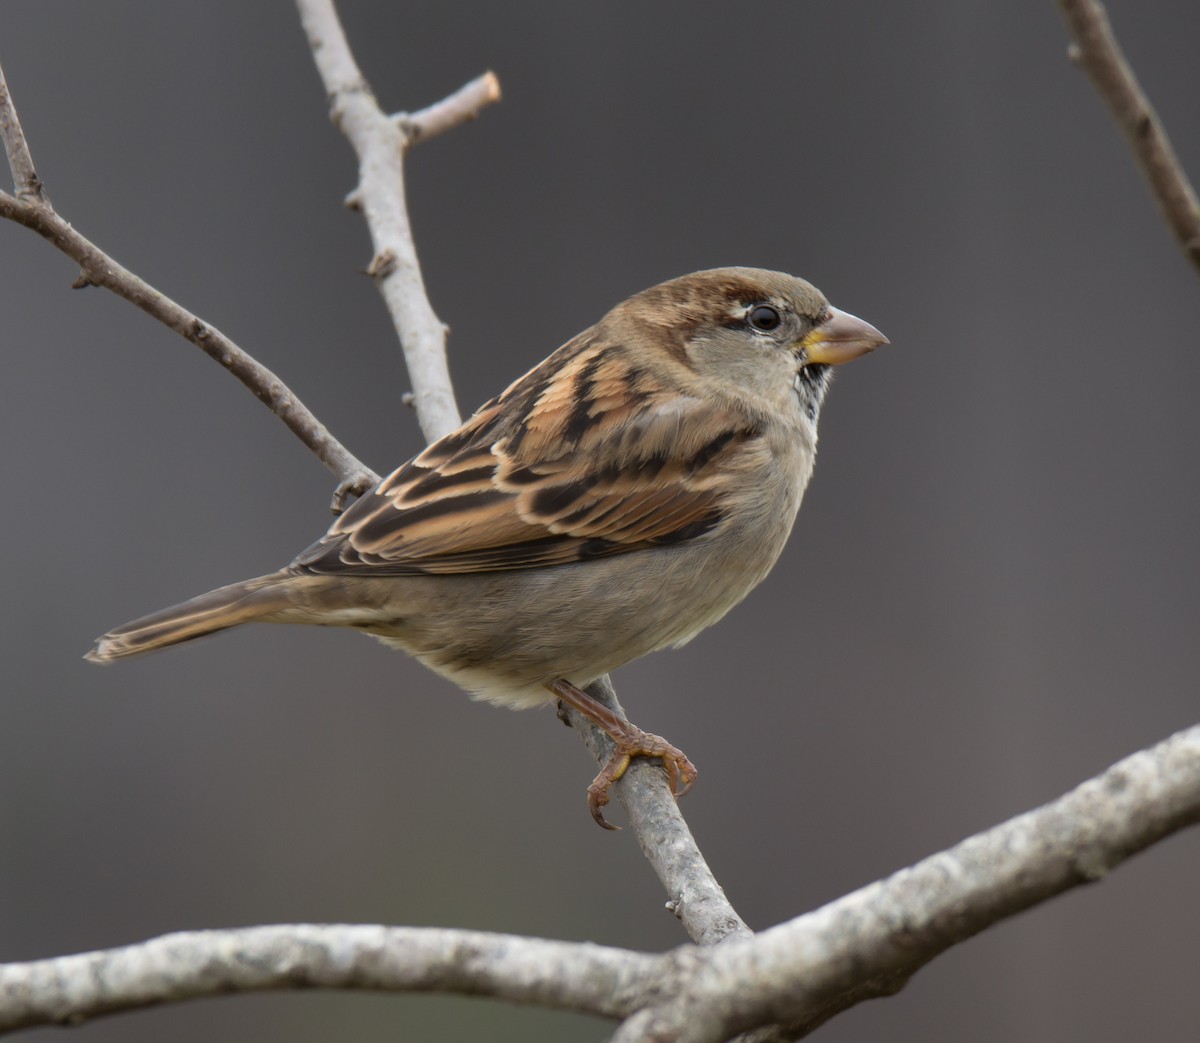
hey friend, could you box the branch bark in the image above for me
[1056,0,1200,272]
[2,725,1196,1038]
[0,61,42,201]
[568,679,753,948]
[295,0,467,443]
[616,724,1200,1042]
[0,924,655,1032]
[399,71,502,146]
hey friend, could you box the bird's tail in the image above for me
[85,573,294,663]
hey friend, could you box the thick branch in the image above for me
[295,0,466,442]
[1,726,1196,1039]
[620,724,1200,1042]
[0,924,656,1033]
[1056,0,1200,272]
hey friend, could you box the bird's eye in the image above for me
[747,304,782,332]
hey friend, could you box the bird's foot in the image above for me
[546,678,697,830]
[585,727,697,829]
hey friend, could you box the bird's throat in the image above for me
[794,364,832,425]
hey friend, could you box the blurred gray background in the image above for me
[2,2,1198,1040]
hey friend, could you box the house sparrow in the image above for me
[87,268,886,827]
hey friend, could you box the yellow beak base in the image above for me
[801,307,888,365]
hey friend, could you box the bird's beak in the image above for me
[800,306,888,365]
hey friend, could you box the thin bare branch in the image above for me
[295,0,465,441]
[1056,0,1200,272]
[570,680,779,1042]
[0,57,376,504]
[0,61,43,200]
[568,678,753,948]
[0,924,656,1034]
[0,189,378,504]
[397,71,502,145]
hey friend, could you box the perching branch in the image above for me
[570,679,753,948]
[1056,0,1200,273]
[292,0,749,955]
[2,725,1196,1039]
[0,62,378,512]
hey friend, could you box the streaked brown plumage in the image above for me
[87,268,886,826]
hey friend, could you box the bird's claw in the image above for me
[585,732,698,830]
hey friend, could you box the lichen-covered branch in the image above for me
[0,924,655,1033]
[616,724,1200,1042]
[2,726,1197,1039]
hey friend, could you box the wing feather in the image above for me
[292,337,764,577]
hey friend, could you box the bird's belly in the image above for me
[364,505,797,709]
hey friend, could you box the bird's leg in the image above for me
[546,677,698,830]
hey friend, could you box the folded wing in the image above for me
[293,336,765,577]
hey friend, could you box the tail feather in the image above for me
[86,573,293,662]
